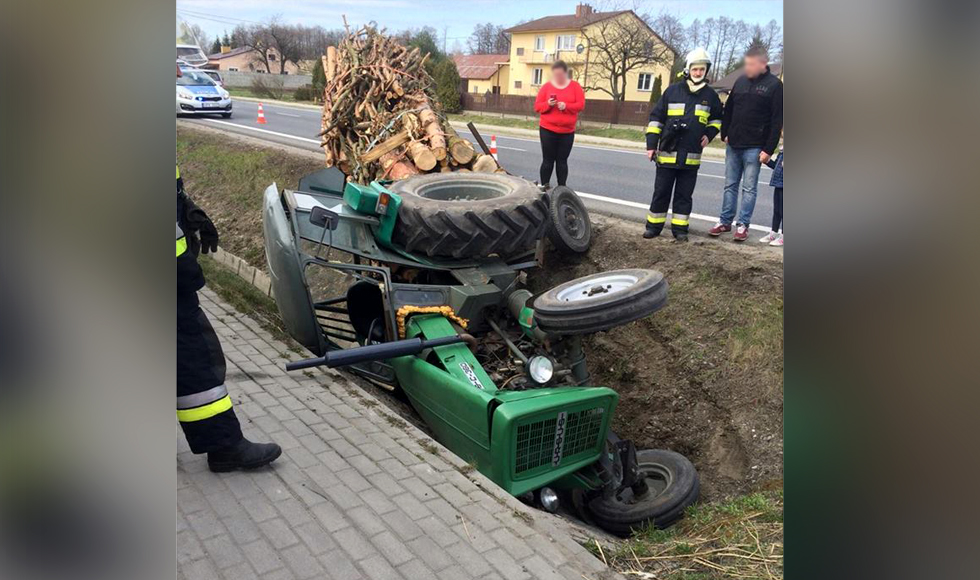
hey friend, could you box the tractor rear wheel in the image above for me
[389,173,549,259]
[547,186,592,254]
[586,449,699,536]
[532,269,668,335]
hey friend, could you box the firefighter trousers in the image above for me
[177,291,242,453]
[646,165,698,237]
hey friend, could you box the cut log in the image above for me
[407,141,437,171]
[448,136,475,165]
[471,154,498,173]
[386,161,419,180]
[326,46,337,82]
[359,130,410,164]
[418,108,446,159]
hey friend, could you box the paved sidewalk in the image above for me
[177,288,619,580]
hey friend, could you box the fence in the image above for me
[460,93,652,126]
[219,70,313,89]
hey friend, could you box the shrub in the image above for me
[250,75,287,101]
[293,84,316,101]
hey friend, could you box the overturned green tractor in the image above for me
[263,168,698,535]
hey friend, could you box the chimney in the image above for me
[575,3,594,18]
[220,45,231,54]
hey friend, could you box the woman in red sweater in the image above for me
[534,61,585,188]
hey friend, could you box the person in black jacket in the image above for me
[177,165,282,472]
[709,47,783,241]
[643,48,724,241]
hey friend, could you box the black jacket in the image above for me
[721,67,783,154]
[177,171,206,296]
[645,81,723,169]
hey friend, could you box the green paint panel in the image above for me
[343,180,401,246]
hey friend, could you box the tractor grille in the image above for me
[514,407,605,475]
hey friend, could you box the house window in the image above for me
[514,80,522,89]
[516,47,524,56]
[637,73,653,91]
[228,67,239,72]
[556,35,576,51]
[532,68,543,85]
[534,36,545,51]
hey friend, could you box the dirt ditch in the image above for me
[178,124,784,501]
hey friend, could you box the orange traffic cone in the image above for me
[257,103,267,124]
[490,135,498,161]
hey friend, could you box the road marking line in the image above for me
[575,191,769,232]
[276,112,302,118]
[198,119,321,144]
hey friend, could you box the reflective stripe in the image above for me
[695,105,711,114]
[176,395,233,423]
[671,214,690,226]
[176,165,180,179]
[647,213,667,224]
[177,237,188,257]
[685,157,701,166]
[667,103,686,116]
[708,120,722,129]
[177,384,229,410]
[687,153,701,160]
[646,125,662,134]
[657,154,677,163]
[647,121,663,129]
[176,222,184,239]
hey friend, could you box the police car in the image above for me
[176,68,232,118]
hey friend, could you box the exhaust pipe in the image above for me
[285,335,466,371]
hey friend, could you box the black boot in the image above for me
[672,230,689,242]
[208,438,282,472]
[643,225,662,239]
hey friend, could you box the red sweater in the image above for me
[534,81,585,133]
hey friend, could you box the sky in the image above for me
[176,0,783,51]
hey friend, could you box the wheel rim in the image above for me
[414,178,509,201]
[554,273,640,303]
[558,199,585,240]
[616,461,673,505]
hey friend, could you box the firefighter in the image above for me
[643,48,724,241]
[177,165,281,471]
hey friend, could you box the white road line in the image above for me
[576,191,769,232]
[198,119,321,144]
[276,112,302,118]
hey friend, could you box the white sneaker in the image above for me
[758,231,779,244]
[769,233,783,247]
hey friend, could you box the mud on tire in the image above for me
[389,173,549,259]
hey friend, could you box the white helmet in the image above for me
[684,47,712,80]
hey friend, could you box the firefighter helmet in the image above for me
[684,47,712,80]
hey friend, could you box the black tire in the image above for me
[532,269,668,335]
[389,173,549,259]
[221,112,232,118]
[587,449,700,536]
[547,186,592,254]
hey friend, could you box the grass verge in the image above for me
[587,490,783,580]
[226,87,310,102]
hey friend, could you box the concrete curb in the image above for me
[231,95,322,111]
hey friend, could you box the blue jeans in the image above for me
[720,145,762,226]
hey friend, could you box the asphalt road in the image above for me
[181,98,775,234]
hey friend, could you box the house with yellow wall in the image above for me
[502,3,674,102]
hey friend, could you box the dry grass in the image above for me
[587,491,783,580]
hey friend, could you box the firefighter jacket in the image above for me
[177,165,206,295]
[645,82,723,169]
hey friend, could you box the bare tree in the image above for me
[580,12,673,121]
[650,10,687,56]
[178,22,211,53]
[267,20,302,74]
[232,23,274,72]
[723,20,751,76]
[467,23,510,55]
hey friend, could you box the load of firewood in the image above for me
[318,24,499,184]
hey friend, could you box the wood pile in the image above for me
[318,24,499,183]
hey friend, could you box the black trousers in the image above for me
[772,187,783,232]
[539,127,575,187]
[177,291,242,453]
[647,165,699,237]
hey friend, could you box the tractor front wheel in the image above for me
[585,449,699,536]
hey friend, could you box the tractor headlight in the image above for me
[527,356,554,384]
[539,487,559,513]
